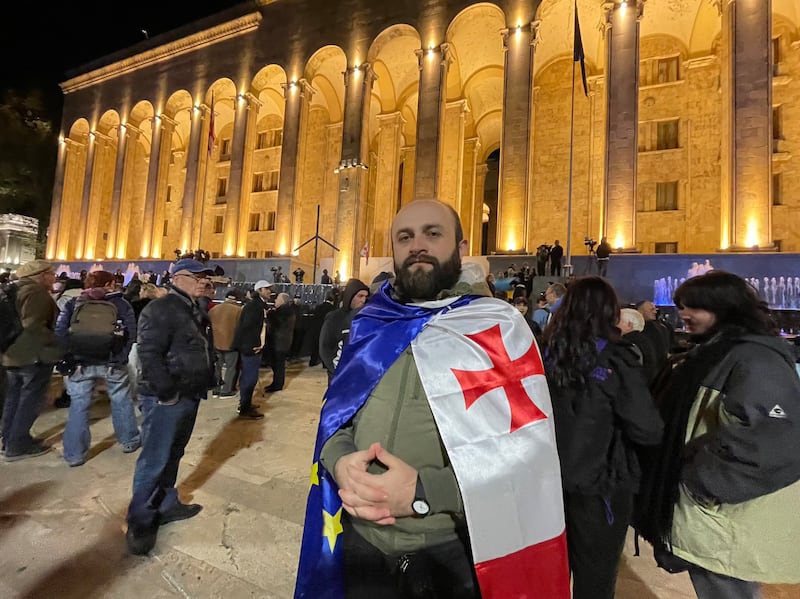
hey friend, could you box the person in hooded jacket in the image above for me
[318,278,369,383]
[55,270,140,466]
[264,292,297,392]
[635,271,800,599]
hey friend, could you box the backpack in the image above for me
[68,297,125,361]
[0,284,23,353]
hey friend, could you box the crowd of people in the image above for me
[1,199,799,599]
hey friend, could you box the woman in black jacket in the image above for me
[541,276,663,599]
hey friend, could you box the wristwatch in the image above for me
[411,475,430,517]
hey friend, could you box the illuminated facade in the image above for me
[47,0,800,278]
[0,214,39,272]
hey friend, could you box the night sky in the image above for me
[1,0,243,112]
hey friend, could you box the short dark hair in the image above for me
[673,270,772,336]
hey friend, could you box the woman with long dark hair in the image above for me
[541,276,663,599]
[635,270,800,598]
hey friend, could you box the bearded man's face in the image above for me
[394,246,462,301]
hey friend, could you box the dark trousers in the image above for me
[127,394,200,531]
[238,354,261,410]
[343,518,481,599]
[597,258,609,277]
[268,348,288,390]
[689,567,761,599]
[2,364,52,454]
[564,488,633,599]
[0,365,7,424]
[550,262,562,276]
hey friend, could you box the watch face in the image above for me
[412,499,430,516]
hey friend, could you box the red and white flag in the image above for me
[412,297,570,598]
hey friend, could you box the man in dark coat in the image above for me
[319,278,369,383]
[307,293,336,367]
[549,240,564,277]
[125,258,216,555]
[264,292,296,392]
[232,280,271,419]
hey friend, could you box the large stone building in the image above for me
[47,0,800,279]
[0,213,39,273]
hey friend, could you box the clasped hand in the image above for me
[334,442,417,526]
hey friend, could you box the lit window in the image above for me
[213,215,224,234]
[656,181,678,211]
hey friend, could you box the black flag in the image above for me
[574,1,588,96]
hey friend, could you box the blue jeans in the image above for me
[238,354,261,410]
[63,364,140,464]
[127,394,200,530]
[2,364,52,454]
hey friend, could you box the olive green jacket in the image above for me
[2,278,63,367]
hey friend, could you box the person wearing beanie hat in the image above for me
[2,259,63,462]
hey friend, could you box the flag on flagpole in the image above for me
[207,91,216,157]
[359,241,369,265]
[573,1,588,96]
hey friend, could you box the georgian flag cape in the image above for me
[294,282,569,599]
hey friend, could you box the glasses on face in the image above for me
[176,273,208,283]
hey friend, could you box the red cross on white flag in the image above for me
[412,297,569,598]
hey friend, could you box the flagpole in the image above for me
[565,36,577,279]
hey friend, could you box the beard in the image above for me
[394,247,462,301]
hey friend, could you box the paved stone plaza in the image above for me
[0,362,797,598]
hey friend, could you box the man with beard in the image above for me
[295,200,569,599]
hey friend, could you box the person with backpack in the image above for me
[54,270,141,467]
[1,260,63,462]
[540,276,663,599]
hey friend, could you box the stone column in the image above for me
[276,79,314,256]
[75,131,98,259]
[473,164,489,255]
[83,131,116,260]
[140,116,165,258]
[603,0,644,250]
[149,115,177,260]
[334,63,376,278]
[399,146,416,207]
[373,111,405,257]
[461,137,481,253]
[46,138,69,260]
[497,21,539,253]
[222,93,250,257]
[413,43,451,199]
[115,125,141,259]
[105,125,128,259]
[439,100,469,213]
[191,103,214,250]
[179,105,204,254]
[722,0,773,249]
[235,93,263,257]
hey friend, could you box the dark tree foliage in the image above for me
[0,89,58,251]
